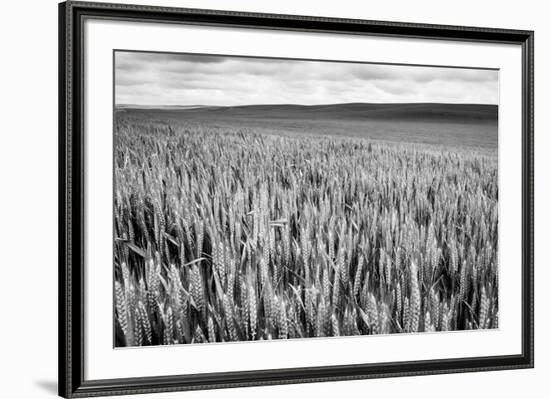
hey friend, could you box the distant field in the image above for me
[116,103,498,151]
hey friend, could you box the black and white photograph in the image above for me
[113,50,499,347]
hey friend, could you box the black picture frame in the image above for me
[59,1,534,397]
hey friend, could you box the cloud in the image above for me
[115,51,498,106]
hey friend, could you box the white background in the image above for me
[0,0,545,398]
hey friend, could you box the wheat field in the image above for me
[113,117,498,347]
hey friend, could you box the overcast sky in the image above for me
[115,51,498,106]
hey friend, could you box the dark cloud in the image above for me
[115,51,498,106]
[117,52,226,64]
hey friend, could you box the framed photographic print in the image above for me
[59,1,534,397]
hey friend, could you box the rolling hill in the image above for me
[116,103,498,150]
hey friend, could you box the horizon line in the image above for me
[115,101,499,108]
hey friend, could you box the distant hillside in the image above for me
[117,102,497,125]
[116,102,498,151]
[117,104,207,110]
